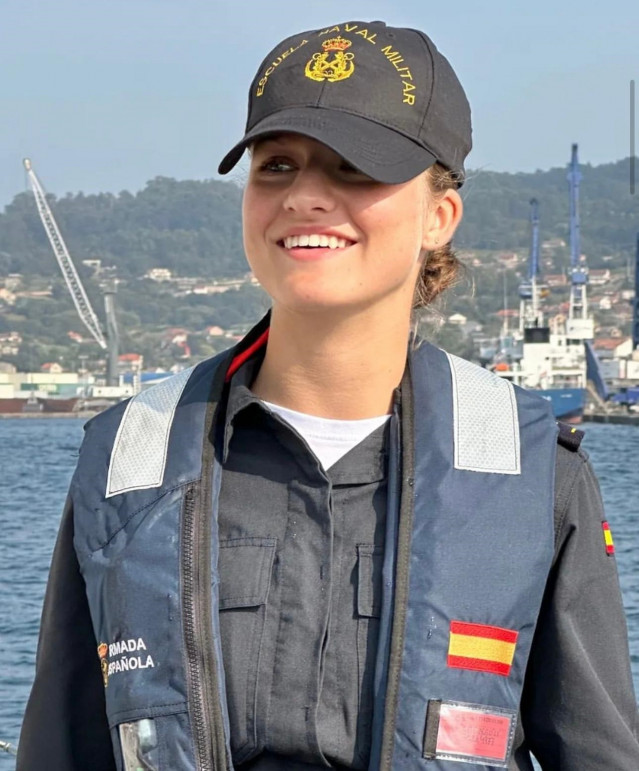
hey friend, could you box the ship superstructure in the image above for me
[491,146,593,422]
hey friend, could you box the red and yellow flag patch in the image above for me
[602,521,615,555]
[448,621,518,677]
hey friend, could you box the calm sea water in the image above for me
[1,418,638,767]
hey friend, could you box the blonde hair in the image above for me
[413,163,465,309]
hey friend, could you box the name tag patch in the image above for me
[423,699,516,767]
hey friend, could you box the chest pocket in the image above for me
[356,544,384,742]
[218,537,276,763]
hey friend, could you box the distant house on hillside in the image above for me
[496,253,519,268]
[0,287,16,305]
[118,353,144,371]
[546,274,568,288]
[146,268,173,282]
[589,269,611,286]
[593,337,633,360]
[0,331,21,356]
[82,259,102,275]
[541,238,566,250]
[5,274,23,291]
[41,362,64,374]
[164,328,189,346]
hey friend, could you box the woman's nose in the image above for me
[282,168,337,214]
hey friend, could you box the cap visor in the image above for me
[218,107,437,184]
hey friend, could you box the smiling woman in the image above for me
[16,19,639,771]
[242,135,461,331]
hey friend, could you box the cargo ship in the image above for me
[0,395,81,415]
[491,323,588,424]
[485,146,608,424]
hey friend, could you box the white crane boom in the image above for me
[23,158,107,349]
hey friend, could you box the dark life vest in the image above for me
[72,321,556,770]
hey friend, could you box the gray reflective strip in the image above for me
[445,353,520,474]
[106,366,195,497]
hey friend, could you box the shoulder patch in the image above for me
[557,422,584,452]
[602,521,615,555]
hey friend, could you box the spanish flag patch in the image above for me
[602,521,615,555]
[448,621,518,677]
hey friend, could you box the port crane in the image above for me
[23,158,119,386]
[519,198,543,333]
[566,144,594,340]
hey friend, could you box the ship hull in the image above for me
[0,397,80,414]
[532,387,586,423]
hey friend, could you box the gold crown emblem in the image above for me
[322,37,352,52]
[305,36,355,83]
[98,643,108,659]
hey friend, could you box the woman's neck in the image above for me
[251,304,412,419]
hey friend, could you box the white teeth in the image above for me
[283,234,350,249]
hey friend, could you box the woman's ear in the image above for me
[421,187,463,251]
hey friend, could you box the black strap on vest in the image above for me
[557,422,584,452]
[422,700,442,760]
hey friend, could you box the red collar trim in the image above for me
[224,328,270,383]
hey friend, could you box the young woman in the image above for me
[17,20,639,771]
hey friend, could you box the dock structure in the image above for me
[582,412,639,426]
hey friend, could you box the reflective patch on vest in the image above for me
[445,353,521,474]
[423,699,516,767]
[106,366,194,497]
[447,621,518,677]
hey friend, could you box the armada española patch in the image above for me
[97,637,155,688]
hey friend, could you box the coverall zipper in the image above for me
[182,483,228,770]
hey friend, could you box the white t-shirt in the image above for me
[262,401,390,470]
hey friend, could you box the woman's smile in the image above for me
[277,230,356,262]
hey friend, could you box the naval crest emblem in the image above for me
[98,642,109,687]
[305,37,354,83]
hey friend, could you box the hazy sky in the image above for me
[2,0,638,208]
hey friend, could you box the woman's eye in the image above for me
[259,158,295,173]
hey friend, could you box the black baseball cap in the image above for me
[218,20,472,185]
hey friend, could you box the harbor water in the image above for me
[1,418,638,766]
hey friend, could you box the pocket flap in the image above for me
[357,544,383,619]
[218,537,276,609]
